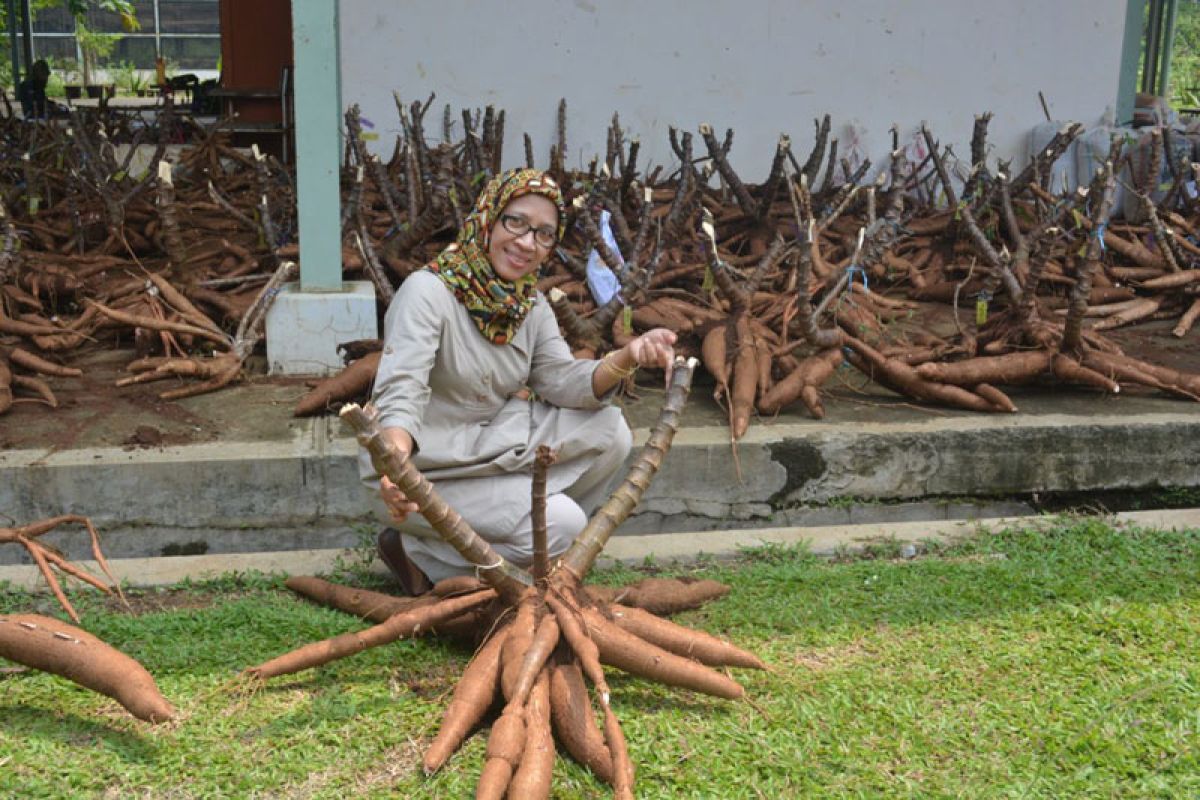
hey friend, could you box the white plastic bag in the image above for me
[585,210,624,305]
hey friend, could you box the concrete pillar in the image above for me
[18,0,32,75]
[1159,0,1180,99]
[6,0,21,85]
[1116,0,1145,125]
[267,0,376,375]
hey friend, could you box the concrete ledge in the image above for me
[2,509,1196,589]
[637,411,1200,526]
[2,406,1198,562]
[0,548,368,589]
[599,507,1200,566]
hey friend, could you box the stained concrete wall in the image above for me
[4,407,1199,563]
[338,0,1127,179]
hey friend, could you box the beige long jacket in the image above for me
[360,270,621,498]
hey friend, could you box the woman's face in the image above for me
[487,194,558,282]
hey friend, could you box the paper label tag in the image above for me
[976,299,988,326]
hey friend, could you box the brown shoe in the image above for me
[377,528,433,596]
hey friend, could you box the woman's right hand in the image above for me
[380,475,420,524]
[378,426,419,524]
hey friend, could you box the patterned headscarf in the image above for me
[426,168,565,345]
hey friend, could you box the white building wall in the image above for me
[338,0,1126,180]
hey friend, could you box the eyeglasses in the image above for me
[499,213,557,248]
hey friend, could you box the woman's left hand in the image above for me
[628,328,677,370]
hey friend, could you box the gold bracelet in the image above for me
[600,352,638,379]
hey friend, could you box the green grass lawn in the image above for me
[2,517,1198,799]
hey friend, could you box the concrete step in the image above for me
[2,390,1198,565]
[1,508,1197,589]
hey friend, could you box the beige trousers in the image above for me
[367,419,632,583]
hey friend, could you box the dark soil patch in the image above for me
[101,587,230,615]
[2,308,1196,453]
[0,344,313,451]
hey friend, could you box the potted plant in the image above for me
[74,19,121,96]
[130,71,148,97]
[60,59,84,100]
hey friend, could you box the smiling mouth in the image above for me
[504,249,532,270]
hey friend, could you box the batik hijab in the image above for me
[426,168,565,345]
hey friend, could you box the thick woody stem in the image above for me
[232,259,298,359]
[354,226,396,307]
[1061,161,1118,354]
[997,175,1025,254]
[1140,193,1184,272]
[441,102,453,143]
[963,111,993,200]
[405,143,424,217]
[410,93,435,185]
[1018,189,1083,321]
[155,162,187,268]
[385,166,448,259]
[880,145,908,217]
[924,127,1024,310]
[699,123,757,218]
[792,218,845,349]
[663,129,698,239]
[602,198,636,258]
[1136,128,1164,195]
[970,112,993,172]
[817,138,839,196]
[757,134,791,222]
[0,201,18,286]
[1009,122,1082,195]
[346,103,406,227]
[556,98,568,167]
[604,113,622,179]
[974,172,1024,304]
[558,357,695,579]
[816,170,870,236]
[481,105,497,173]
[587,229,661,336]
[531,446,556,582]
[921,126,960,209]
[343,158,368,235]
[799,114,832,186]
[575,202,624,274]
[620,137,640,202]
[206,181,259,232]
[1160,126,1191,210]
[461,108,484,178]
[746,235,789,296]
[252,148,283,258]
[340,404,531,602]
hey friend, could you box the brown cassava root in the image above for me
[0,614,174,723]
[248,357,764,798]
[0,515,126,623]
